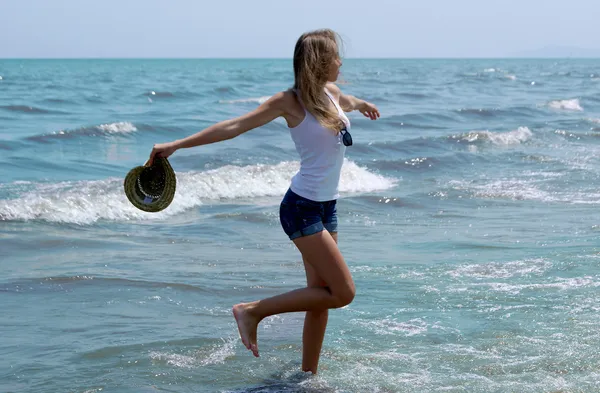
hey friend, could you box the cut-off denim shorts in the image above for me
[279,188,338,240]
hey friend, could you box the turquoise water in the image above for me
[1,59,599,392]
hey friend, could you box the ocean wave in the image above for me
[459,68,520,83]
[0,105,66,114]
[219,96,271,105]
[96,122,137,133]
[352,317,428,336]
[26,122,137,142]
[587,119,600,132]
[0,275,212,294]
[214,86,236,94]
[448,258,552,279]
[458,70,503,80]
[471,277,600,295]
[548,99,583,111]
[448,178,553,201]
[149,338,236,368]
[143,90,204,103]
[43,98,76,104]
[354,128,532,157]
[145,90,175,98]
[450,127,533,145]
[455,108,501,118]
[447,176,600,204]
[368,156,437,172]
[553,129,599,140]
[455,106,539,119]
[396,92,431,99]
[0,160,397,224]
[384,112,454,128]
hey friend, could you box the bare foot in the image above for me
[232,303,260,357]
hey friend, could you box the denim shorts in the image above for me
[279,188,338,240]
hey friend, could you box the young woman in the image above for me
[146,29,380,374]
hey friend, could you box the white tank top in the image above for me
[289,88,350,202]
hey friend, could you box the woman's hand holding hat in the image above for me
[146,141,179,167]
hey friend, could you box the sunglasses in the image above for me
[340,127,353,146]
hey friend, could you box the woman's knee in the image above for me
[332,282,355,308]
[307,277,327,288]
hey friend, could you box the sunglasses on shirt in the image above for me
[340,127,352,146]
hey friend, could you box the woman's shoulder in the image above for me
[325,83,342,99]
[266,89,303,113]
[261,89,304,121]
[267,89,297,105]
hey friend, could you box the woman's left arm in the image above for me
[327,83,380,120]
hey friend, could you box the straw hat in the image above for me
[124,157,176,212]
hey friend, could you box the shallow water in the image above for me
[1,59,599,392]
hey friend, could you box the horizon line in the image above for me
[2,56,600,60]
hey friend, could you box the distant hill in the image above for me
[510,45,600,58]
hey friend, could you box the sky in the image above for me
[1,0,599,58]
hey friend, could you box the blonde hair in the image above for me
[293,29,344,132]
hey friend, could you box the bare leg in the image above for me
[302,231,337,374]
[233,230,354,358]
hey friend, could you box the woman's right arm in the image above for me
[146,92,287,166]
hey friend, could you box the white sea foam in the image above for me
[51,121,137,137]
[95,122,137,134]
[548,99,583,111]
[219,96,271,105]
[457,126,532,145]
[353,317,428,336]
[449,178,553,201]
[0,160,396,224]
[479,277,600,295]
[448,175,600,204]
[448,258,552,279]
[149,352,197,368]
[149,338,236,368]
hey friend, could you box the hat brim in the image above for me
[124,157,176,213]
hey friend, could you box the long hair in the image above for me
[293,29,344,132]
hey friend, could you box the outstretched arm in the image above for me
[326,83,380,120]
[146,93,286,166]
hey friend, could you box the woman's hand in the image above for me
[358,101,380,120]
[146,141,179,166]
